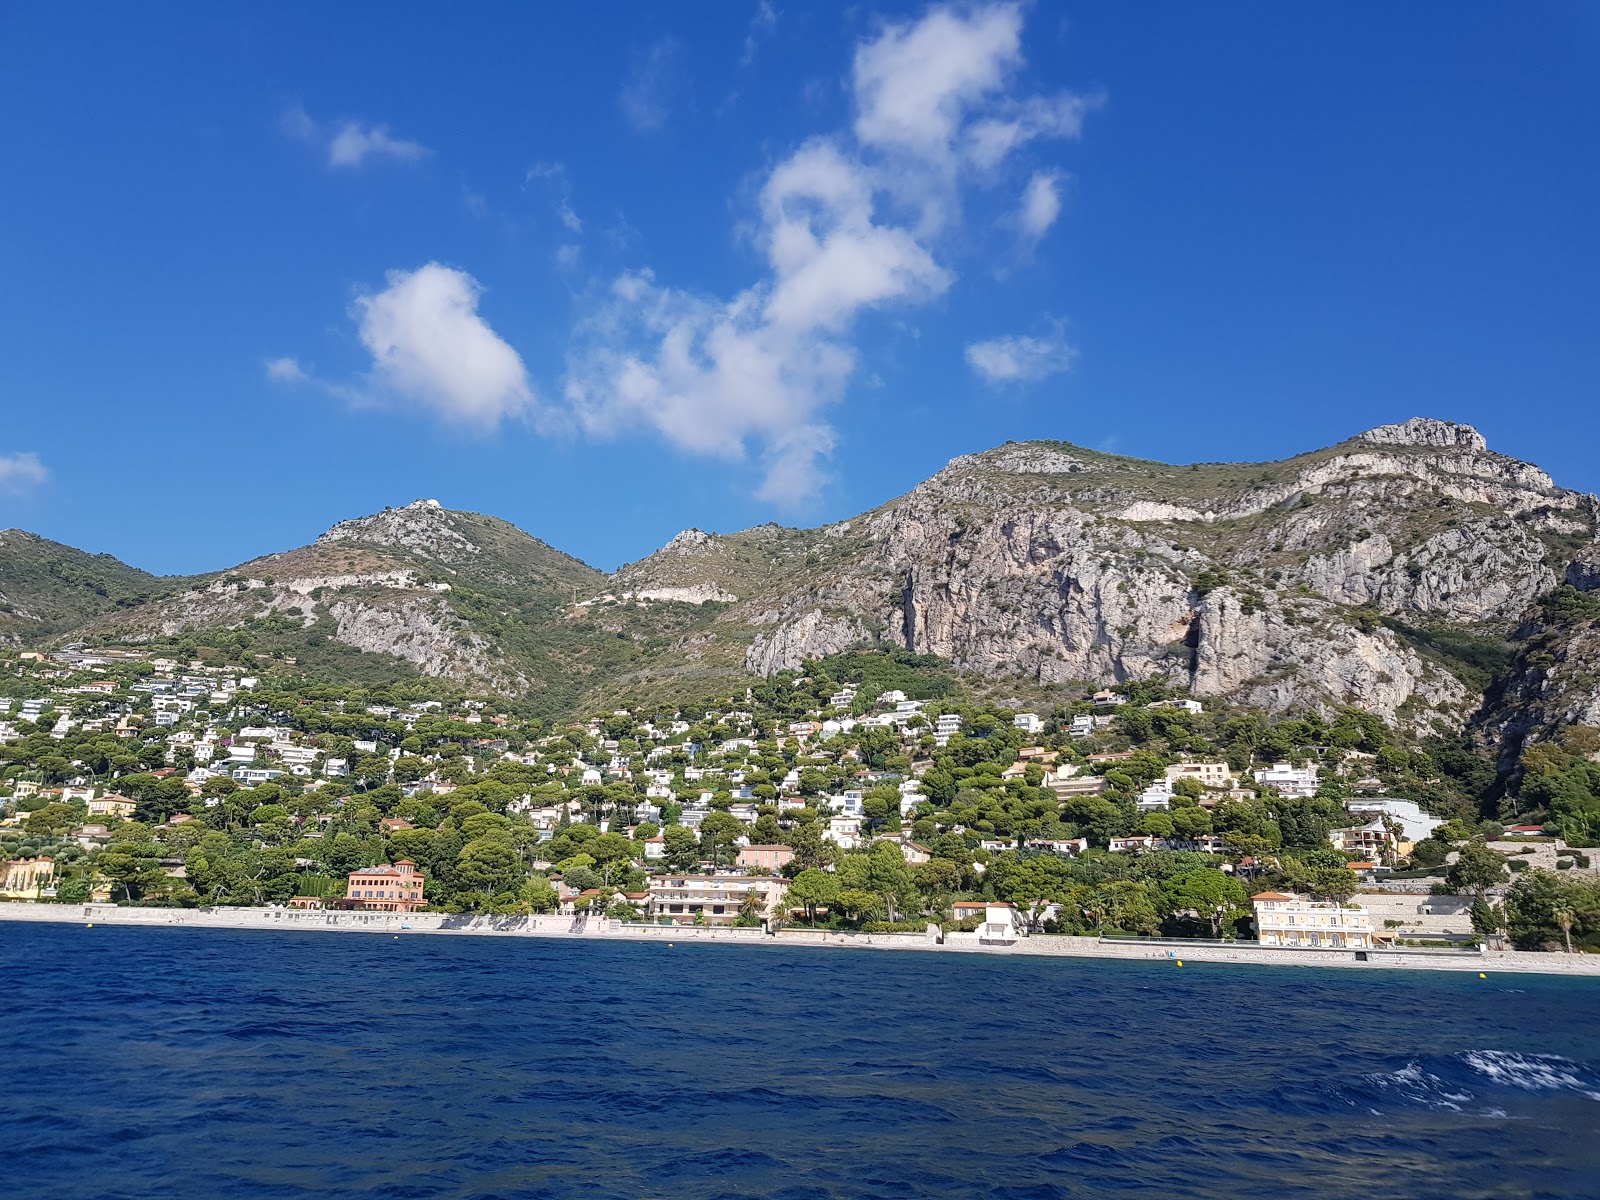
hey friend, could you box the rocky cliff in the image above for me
[12,419,1600,736]
[713,419,1597,728]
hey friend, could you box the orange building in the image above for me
[342,859,426,912]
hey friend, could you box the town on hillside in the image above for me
[1,645,1596,954]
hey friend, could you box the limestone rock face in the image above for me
[318,499,481,563]
[746,610,871,676]
[1478,602,1600,767]
[1359,418,1488,451]
[719,419,1597,729]
[328,595,524,689]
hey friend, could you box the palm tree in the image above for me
[1554,905,1576,954]
[739,888,765,925]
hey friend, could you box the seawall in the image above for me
[2,902,1596,977]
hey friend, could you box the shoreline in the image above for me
[4,902,1598,977]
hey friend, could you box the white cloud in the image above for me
[964,93,1099,171]
[760,139,951,331]
[1017,170,1062,239]
[525,162,583,233]
[264,356,309,384]
[0,452,48,494]
[564,2,1094,504]
[352,264,536,430]
[565,138,952,505]
[741,1,779,67]
[853,3,1023,163]
[965,329,1076,384]
[283,105,429,169]
[620,39,684,132]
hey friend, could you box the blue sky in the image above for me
[2,2,1597,575]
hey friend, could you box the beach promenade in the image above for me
[3,901,1598,976]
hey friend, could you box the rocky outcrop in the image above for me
[328,594,523,689]
[721,419,1597,730]
[1477,598,1600,766]
[318,499,482,564]
[746,610,871,675]
[1294,521,1557,622]
[631,586,738,604]
[1359,418,1489,451]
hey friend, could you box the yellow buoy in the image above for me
[86,923,93,928]
[1479,973,1486,978]
[1176,960,1184,966]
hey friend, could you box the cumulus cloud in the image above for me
[965,328,1076,384]
[565,2,1092,503]
[0,452,48,494]
[620,39,684,132]
[853,3,1023,163]
[264,356,309,384]
[352,264,536,430]
[283,105,429,169]
[1017,170,1062,239]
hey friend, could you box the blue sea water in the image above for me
[2,924,1599,1199]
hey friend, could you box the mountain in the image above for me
[10,418,1600,739]
[0,529,171,645]
[625,419,1598,729]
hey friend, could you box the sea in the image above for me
[2,923,1598,1200]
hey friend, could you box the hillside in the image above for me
[0,530,172,645]
[618,418,1598,731]
[10,419,1600,739]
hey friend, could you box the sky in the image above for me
[2,2,1597,575]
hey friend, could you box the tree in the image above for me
[834,887,883,924]
[913,858,962,906]
[662,825,700,871]
[1091,880,1160,936]
[25,802,79,836]
[520,875,559,913]
[993,854,1075,931]
[1555,905,1577,954]
[1504,869,1600,951]
[785,868,838,927]
[839,842,917,923]
[738,888,767,926]
[352,753,392,790]
[1163,869,1248,939]
[697,811,744,867]
[1445,838,1508,897]
[1469,895,1505,946]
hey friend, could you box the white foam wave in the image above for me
[1459,1051,1600,1102]
[1366,1061,1474,1111]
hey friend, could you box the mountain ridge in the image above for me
[6,418,1600,753]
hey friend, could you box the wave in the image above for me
[1458,1050,1600,1101]
[1356,1051,1600,1114]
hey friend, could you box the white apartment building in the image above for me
[1253,762,1320,799]
[647,875,782,926]
[1253,892,1373,949]
[1136,779,1174,812]
[1013,712,1044,734]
